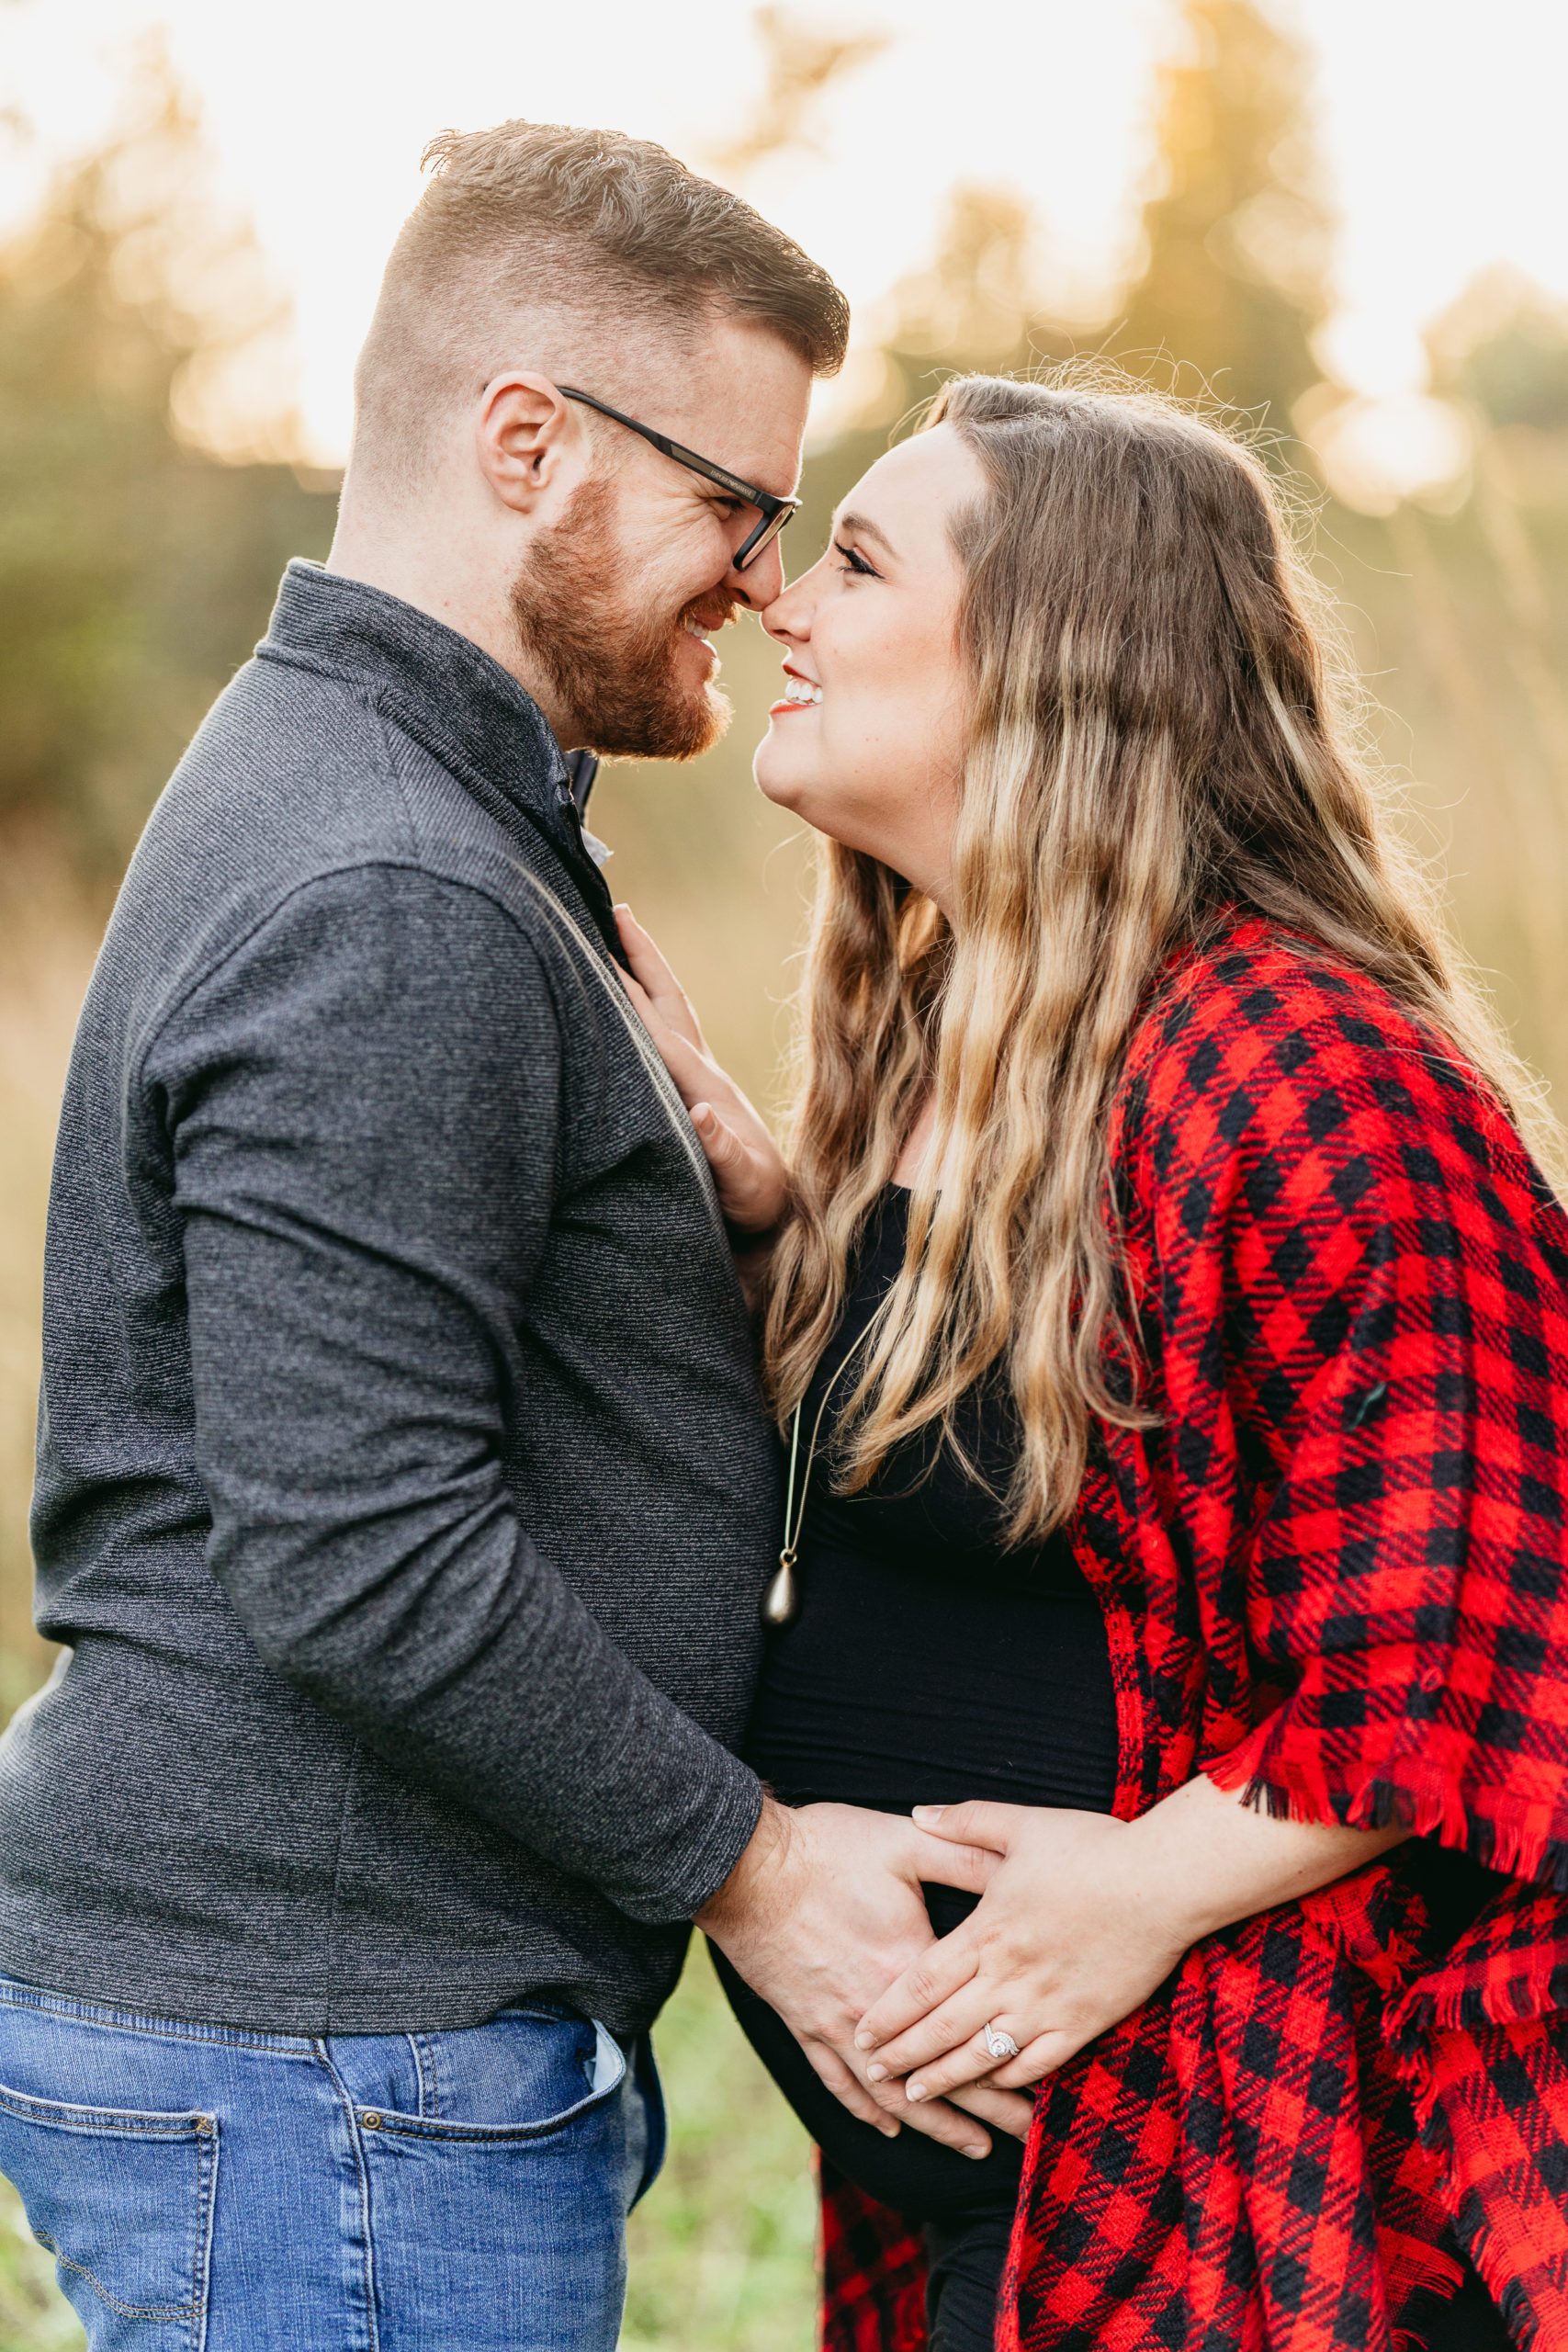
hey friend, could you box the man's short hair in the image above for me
[355,119,850,487]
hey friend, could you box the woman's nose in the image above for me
[761,571,812,646]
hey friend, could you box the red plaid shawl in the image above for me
[821,919,1568,2352]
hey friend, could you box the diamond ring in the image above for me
[982,2020,1021,2062]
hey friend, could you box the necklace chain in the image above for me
[765,1351,856,1628]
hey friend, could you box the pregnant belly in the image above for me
[745,1530,1121,1818]
[729,1531,1121,2223]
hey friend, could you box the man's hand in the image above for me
[697,1797,1033,2156]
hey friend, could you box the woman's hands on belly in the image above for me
[697,1797,1034,2153]
[852,1776,1408,2104]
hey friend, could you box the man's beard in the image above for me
[510,476,735,761]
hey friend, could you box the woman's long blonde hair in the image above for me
[761,371,1556,1541]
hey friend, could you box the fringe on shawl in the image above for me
[1402,2062,1550,2352]
[1206,1743,1568,1899]
[1390,2271,1471,2352]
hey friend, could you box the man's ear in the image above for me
[476,374,591,515]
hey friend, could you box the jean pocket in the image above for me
[0,2078,217,2347]
[361,2009,626,2143]
[345,2015,632,2349]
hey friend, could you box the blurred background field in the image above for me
[3,0,1568,2341]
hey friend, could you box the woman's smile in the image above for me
[770,663,822,716]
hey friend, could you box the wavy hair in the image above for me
[761,370,1559,1541]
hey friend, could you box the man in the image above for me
[0,122,1022,2348]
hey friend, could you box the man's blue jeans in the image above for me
[0,1971,663,2349]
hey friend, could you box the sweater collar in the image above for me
[259,558,578,835]
[256,560,623,958]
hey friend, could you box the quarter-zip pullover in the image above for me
[0,561,774,2035]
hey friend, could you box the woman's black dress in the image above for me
[719,1187,1118,2349]
[718,1186,1507,2352]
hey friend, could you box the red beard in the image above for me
[511,475,735,760]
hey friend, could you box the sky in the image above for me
[2,0,1566,465]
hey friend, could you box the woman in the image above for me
[620,374,1568,2352]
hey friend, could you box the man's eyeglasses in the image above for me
[558,387,799,574]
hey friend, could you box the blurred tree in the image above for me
[1427,265,1568,435]
[0,46,336,872]
[874,183,1073,391]
[792,181,1085,559]
[709,5,890,181]
[1408,267,1568,1052]
[1113,0,1333,435]
[799,0,1337,514]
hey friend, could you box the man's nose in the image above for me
[728,533,787,612]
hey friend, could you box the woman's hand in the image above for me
[853,1803,1185,2101]
[853,1780,1410,2104]
[615,906,789,1236]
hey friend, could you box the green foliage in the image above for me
[1428,266,1568,434]
[624,1939,818,2349]
[0,2186,82,2352]
[0,58,335,868]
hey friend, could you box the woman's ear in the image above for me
[475,374,591,516]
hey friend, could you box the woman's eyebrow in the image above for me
[834,509,899,561]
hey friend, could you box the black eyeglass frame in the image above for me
[558,386,799,573]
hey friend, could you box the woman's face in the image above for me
[753,424,984,911]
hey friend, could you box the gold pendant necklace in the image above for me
[762,1402,806,1627]
[763,1358,848,1629]
[761,1551,798,1629]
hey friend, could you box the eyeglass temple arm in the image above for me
[558,385,797,514]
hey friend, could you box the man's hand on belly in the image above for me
[696,1797,1035,2155]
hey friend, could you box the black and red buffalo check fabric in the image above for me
[820,919,1568,2352]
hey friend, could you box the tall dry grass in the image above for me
[0,842,102,1713]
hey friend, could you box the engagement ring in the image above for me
[982,2021,1021,2062]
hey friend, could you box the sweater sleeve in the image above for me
[1131,970,1568,1885]
[145,863,761,1925]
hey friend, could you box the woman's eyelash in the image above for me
[833,539,880,577]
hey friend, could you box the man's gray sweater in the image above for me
[0,561,776,2036]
